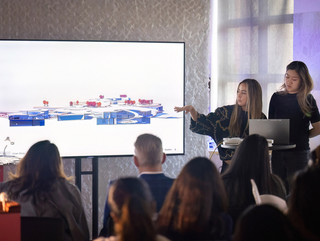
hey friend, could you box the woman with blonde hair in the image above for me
[0,140,89,241]
[175,78,266,172]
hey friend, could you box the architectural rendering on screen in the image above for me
[0,40,185,157]
[4,94,167,126]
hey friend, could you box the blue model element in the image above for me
[9,111,48,126]
[9,114,30,120]
[131,117,150,124]
[130,109,152,117]
[97,110,151,125]
[139,105,163,113]
[27,110,49,118]
[97,118,115,125]
[10,119,45,126]
[103,112,110,118]
[115,110,135,119]
[84,114,94,120]
[5,95,165,127]
[57,114,84,121]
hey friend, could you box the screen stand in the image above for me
[75,157,99,239]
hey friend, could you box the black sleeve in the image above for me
[190,112,217,137]
[268,93,277,119]
[309,94,320,123]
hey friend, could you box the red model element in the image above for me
[70,101,80,106]
[139,99,153,105]
[99,95,104,99]
[86,101,97,107]
[43,100,49,106]
[125,100,136,105]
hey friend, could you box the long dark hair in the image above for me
[8,140,70,199]
[157,157,228,239]
[109,177,156,241]
[229,79,263,136]
[222,135,274,207]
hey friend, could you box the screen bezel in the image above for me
[0,39,185,158]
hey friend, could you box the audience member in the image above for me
[157,157,232,241]
[233,204,300,241]
[0,140,89,241]
[222,134,286,224]
[287,165,320,241]
[133,133,175,211]
[94,177,170,241]
[175,78,266,173]
[99,133,174,237]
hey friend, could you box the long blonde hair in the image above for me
[280,61,314,116]
[229,79,263,136]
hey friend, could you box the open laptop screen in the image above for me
[249,119,290,145]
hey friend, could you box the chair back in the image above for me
[250,179,287,213]
[259,194,287,213]
[21,216,64,241]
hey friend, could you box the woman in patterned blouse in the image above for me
[174,79,266,173]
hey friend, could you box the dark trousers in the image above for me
[271,150,309,193]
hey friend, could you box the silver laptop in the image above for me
[249,119,290,145]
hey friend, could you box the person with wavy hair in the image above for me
[175,79,266,173]
[269,61,320,192]
[0,140,89,241]
[222,134,286,224]
[157,157,232,241]
[94,177,169,241]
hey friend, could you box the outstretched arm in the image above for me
[174,105,198,121]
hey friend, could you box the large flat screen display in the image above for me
[0,40,185,158]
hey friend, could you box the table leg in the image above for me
[0,165,3,182]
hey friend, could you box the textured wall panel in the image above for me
[0,0,211,237]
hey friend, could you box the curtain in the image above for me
[214,0,293,115]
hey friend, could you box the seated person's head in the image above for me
[108,177,156,241]
[224,134,272,185]
[9,140,69,198]
[233,204,299,241]
[288,165,320,239]
[230,134,269,170]
[157,157,228,238]
[133,133,166,171]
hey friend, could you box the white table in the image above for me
[221,144,296,151]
